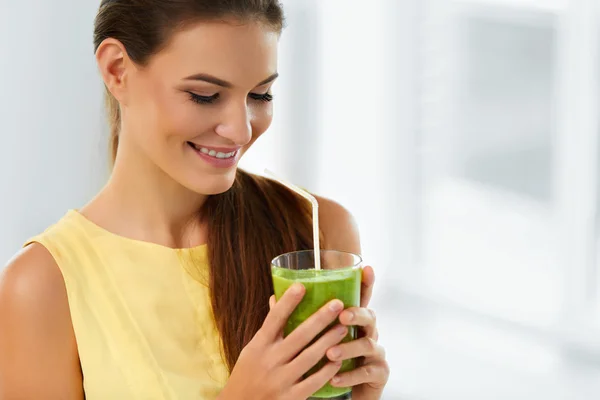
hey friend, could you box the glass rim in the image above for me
[271,249,363,270]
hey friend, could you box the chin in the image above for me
[185,169,238,195]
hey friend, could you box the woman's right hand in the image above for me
[218,283,347,400]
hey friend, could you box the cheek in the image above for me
[250,105,274,142]
[152,87,187,132]
[161,97,204,139]
[128,78,172,138]
[145,87,210,142]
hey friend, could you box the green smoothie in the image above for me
[271,266,361,398]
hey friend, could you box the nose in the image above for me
[214,100,253,146]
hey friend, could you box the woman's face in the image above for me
[120,21,279,195]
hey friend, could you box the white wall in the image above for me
[0,1,107,263]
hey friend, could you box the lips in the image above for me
[187,142,241,169]
[187,142,238,159]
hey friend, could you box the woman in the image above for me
[0,0,389,399]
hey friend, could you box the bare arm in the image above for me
[316,197,389,399]
[316,195,375,306]
[316,195,361,255]
[0,244,84,399]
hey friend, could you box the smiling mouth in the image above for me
[187,142,238,159]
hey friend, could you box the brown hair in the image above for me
[94,0,321,371]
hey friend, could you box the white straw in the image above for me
[264,169,321,270]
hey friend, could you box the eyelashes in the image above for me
[188,92,274,105]
[248,92,274,103]
[189,93,219,104]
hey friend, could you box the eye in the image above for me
[249,92,274,103]
[188,92,219,105]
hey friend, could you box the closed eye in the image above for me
[189,92,219,105]
[188,92,274,105]
[249,92,274,102]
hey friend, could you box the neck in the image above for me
[84,137,208,249]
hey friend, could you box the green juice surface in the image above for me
[272,267,361,398]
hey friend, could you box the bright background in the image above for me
[2,0,600,399]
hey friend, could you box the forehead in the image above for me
[146,21,279,86]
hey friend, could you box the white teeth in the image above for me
[195,146,236,159]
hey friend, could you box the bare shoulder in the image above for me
[314,195,361,255]
[0,244,83,397]
[1,243,67,308]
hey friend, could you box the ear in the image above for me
[95,38,131,105]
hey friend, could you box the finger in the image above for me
[288,324,348,374]
[360,266,375,308]
[330,362,390,389]
[291,361,343,399]
[327,337,384,362]
[269,295,276,310]
[259,283,305,339]
[280,299,345,359]
[339,307,377,339]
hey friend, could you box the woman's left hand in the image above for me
[326,265,389,399]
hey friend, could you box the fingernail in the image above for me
[329,347,341,359]
[331,375,341,384]
[346,311,355,322]
[330,300,343,312]
[291,284,304,296]
[336,325,347,335]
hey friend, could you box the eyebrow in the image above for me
[184,72,279,88]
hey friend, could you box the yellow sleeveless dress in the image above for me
[25,210,229,399]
